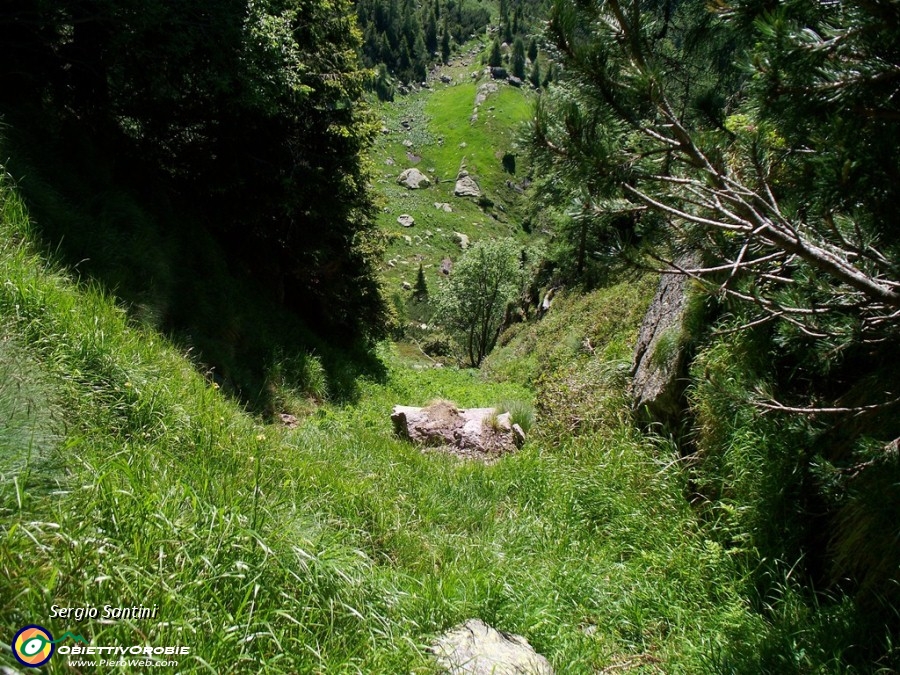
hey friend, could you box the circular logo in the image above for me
[12,625,55,668]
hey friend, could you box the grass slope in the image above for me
[0,174,855,673]
[369,71,534,295]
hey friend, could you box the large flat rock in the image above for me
[430,619,554,675]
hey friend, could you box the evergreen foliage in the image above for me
[0,0,389,342]
[511,37,527,79]
[536,0,900,659]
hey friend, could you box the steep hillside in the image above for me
[0,174,847,673]
[370,55,535,296]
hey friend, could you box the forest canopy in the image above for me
[0,0,388,340]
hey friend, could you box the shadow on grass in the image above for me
[0,115,387,415]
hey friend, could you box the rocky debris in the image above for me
[385,157,395,166]
[507,75,523,87]
[440,74,452,84]
[440,257,453,276]
[430,619,554,675]
[397,168,431,189]
[631,251,700,423]
[434,202,453,213]
[391,402,526,460]
[397,214,415,227]
[278,413,299,429]
[474,82,499,107]
[453,232,470,249]
[454,171,482,198]
[402,281,412,290]
[403,139,414,148]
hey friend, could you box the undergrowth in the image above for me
[0,173,887,672]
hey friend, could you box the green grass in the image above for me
[0,173,879,673]
[368,74,535,298]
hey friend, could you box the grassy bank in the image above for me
[0,173,870,673]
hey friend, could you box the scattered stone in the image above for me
[507,75,523,88]
[406,152,422,164]
[459,141,467,148]
[401,119,411,129]
[430,619,554,675]
[474,81,499,107]
[454,173,482,198]
[434,202,453,213]
[490,66,508,80]
[385,157,395,166]
[380,126,390,134]
[397,168,431,189]
[440,74,452,84]
[403,235,412,245]
[500,42,510,53]
[402,139,414,148]
[402,281,412,290]
[397,214,416,227]
[453,232,470,249]
[440,257,453,276]
[278,413,299,429]
[391,403,526,459]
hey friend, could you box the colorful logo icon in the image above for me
[12,624,55,667]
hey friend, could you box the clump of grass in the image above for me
[498,398,534,435]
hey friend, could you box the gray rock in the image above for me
[430,619,554,675]
[397,214,416,227]
[434,202,453,213]
[454,232,470,249]
[402,281,412,290]
[631,251,700,423]
[440,257,453,276]
[507,76,523,87]
[474,82,499,107]
[402,139,414,148]
[490,66,508,80]
[441,74,452,84]
[397,168,431,189]
[454,174,482,198]
[391,404,525,459]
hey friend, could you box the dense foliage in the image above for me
[0,0,388,341]
[436,238,526,366]
[535,0,900,663]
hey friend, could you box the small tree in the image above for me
[436,239,524,367]
[512,37,526,79]
[413,263,428,300]
[488,38,503,68]
[440,18,451,63]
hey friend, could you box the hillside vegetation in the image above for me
[1,173,868,672]
[1,0,898,670]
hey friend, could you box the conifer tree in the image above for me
[488,38,503,68]
[512,37,526,79]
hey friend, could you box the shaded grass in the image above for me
[0,174,876,673]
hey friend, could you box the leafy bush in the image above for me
[435,238,525,367]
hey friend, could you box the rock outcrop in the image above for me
[397,168,431,189]
[430,619,554,675]
[397,214,415,227]
[392,402,525,459]
[631,252,699,423]
[454,171,482,198]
